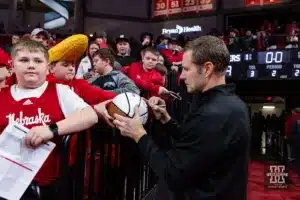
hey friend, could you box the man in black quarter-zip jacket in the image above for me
[106,35,251,200]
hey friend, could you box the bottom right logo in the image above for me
[264,164,289,189]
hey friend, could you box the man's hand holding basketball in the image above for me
[93,100,114,127]
[148,96,171,124]
[113,106,146,143]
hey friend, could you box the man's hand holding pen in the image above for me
[148,96,171,124]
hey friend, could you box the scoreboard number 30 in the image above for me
[156,2,166,10]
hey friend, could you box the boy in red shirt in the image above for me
[48,34,116,104]
[5,35,116,104]
[47,34,117,167]
[0,39,99,200]
[122,47,169,98]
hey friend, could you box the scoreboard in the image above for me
[153,0,213,17]
[154,0,281,17]
[226,49,300,80]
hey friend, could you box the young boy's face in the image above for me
[142,51,158,71]
[92,55,107,75]
[116,41,129,55]
[13,50,48,88]
[50,60,75,81]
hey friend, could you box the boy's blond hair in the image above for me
[11,39,49,61]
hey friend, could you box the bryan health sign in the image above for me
[161,25,202,34]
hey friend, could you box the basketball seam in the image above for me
[140,112,148,116]
[125,92,131,116]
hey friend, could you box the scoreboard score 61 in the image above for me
[226,49,300,80]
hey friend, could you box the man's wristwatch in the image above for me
[48,123,59,138]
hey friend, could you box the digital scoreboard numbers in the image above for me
[247,65,258,79]
[293,69,300,77]
[258,51,290,65]
[244,53,253,62]
[226,65,232,78]
[260,63,290,79]
[291,64,300,78]
[257,51,289,79]
[228,50,300,80]
[290,50,300,78]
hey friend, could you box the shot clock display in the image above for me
[227,49,300,80]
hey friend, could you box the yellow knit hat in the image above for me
[48,34,88,64]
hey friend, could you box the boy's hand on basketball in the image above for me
[148,96,171,124]
[93,100,114,127]
[113,106,146,143]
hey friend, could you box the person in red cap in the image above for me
[0,48,12,89]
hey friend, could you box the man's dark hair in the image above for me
[93,48,115,65]
[184,35,230,73]
[141,47,160,57]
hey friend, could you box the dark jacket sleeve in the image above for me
[162,119,182,141]
[137,110,247,191]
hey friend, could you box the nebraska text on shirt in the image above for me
[6,108,51,126]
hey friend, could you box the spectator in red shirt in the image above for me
[160,38,183,71]
[48,34,117,167]
[122,47,169,98]
[0,39,99,200]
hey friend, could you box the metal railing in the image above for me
[54,71,191,200]
[52,70,300,200]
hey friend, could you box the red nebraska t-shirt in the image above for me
[0,82,64,186]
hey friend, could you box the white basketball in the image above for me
[110,92,148,125]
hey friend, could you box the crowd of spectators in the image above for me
[0,17,299,102]
[0,13,300,183]
[219,20,300,52]
[1,19,299,57]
